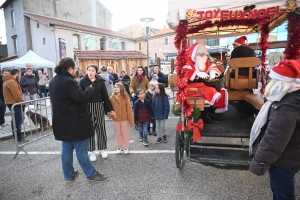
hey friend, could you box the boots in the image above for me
[201,107,215,124]
[208,107,224,121]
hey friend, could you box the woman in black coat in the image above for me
[79,65,116,161]
[50,57,108,181]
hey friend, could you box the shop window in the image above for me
[73,34,81,50]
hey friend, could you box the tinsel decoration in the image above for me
[259,23,270,94]
[174,20,193,117]
[284,11,300,60]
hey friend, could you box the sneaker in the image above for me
[138,137,143,142]
[163,135,168,143]
[88,151,97,162]
[124,149,129,154]
[143,140,149,146]
[153,131,157,136]
[155,137,163,144]
[100,150,108,159]
[87,171,108,182]
[116,148,121,154]
[66,170,79,183]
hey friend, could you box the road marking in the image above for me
[0,150,175,155]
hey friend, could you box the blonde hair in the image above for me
[114,82,128,99]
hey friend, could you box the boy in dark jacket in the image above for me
[134,89,153,146]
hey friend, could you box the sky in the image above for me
[0,0,169,44]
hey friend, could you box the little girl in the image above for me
[152,83,170,143]
[109,82,135,154]
[145,82,157,136]
[134,89,153,146]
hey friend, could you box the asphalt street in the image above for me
[0,89,300,200]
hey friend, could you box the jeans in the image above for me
[39,85,47,98]
[0,100,6,125]
[138,122,149,141]
[8,105,23,141]
[23,93,38,108]
[269,165,300,200]
[61,138,96,181]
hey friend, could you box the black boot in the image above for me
[208,107,224,121]
[201,107,215,124]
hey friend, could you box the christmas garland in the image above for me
[284,11,300,60]
[259,23,270,94]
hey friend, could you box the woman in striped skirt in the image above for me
[79,65,116,161]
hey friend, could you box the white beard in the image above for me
[195,55,207,72]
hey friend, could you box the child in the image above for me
[109,82,135,154]
[134,89,153,146]
[152,83,170,143]
[145,82,157,136]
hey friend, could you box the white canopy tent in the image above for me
[167,0,299,38]
[0,50,55,77]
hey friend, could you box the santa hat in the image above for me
[216,59,223,64]
[269,59,300,83]
[188,43,207,62]
[233,36,248,46]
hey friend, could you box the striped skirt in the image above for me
[88,102,107,151]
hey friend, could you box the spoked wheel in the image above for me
[175,130,185,169]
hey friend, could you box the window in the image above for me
[12,35,18,54]
[153,40,158,48]
[164,37,168,46]
[37,23,39,28]
[138,42,142,50]
[192,39,197,44]
[120,42,125,50]
[43,38,46,45]
[205,38,220,46]
[11,10,15,27]
[100,36,107,50]
[73,34,80,50]
[153,52,157,61]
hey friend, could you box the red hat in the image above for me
[188,43,207,62]
[216,59,223,64]
[269,59,300,83]
[233,36,248,46]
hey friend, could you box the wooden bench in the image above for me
[242,93,264,110]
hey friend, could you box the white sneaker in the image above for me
[116,148,121,154]
[124,149,129,154]
[88,151,97,162]
[100,150,108,158]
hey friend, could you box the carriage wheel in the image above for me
[175,130,185,169]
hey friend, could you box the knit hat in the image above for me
[152,74,159,80]
[269,59,300,83]
[233,36,248,46]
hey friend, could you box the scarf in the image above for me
[137,74,144,83]
[249,81,300,155]
[148,89,155,94]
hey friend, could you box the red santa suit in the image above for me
[183,43,228,113]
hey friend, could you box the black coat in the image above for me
[250,90,300,175]
[157,71,165,84]
[79,75,113,112]
[49,69,94,141]
[230,45,256,77]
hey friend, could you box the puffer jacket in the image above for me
[152,94,170,120]
[250,90,300,175]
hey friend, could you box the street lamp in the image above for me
[140,17,154,70]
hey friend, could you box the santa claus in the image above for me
[183,43,228,123]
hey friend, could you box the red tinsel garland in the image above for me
[259,23,270,94]
[174,21,193,117]
[284,11,300,60]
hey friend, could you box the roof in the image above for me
[0,0,13,9]
[74,50,147,60]
[23,12,134,40]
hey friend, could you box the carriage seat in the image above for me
[226,57,260,90]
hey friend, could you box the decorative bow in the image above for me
[176,119,204,142]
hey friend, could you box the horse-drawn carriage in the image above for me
[166,0,300,169]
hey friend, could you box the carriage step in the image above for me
[189,147,252,166]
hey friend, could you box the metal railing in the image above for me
[11,97,53,159]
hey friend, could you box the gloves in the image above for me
[197,71,209,79]
[209,69,221,80]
